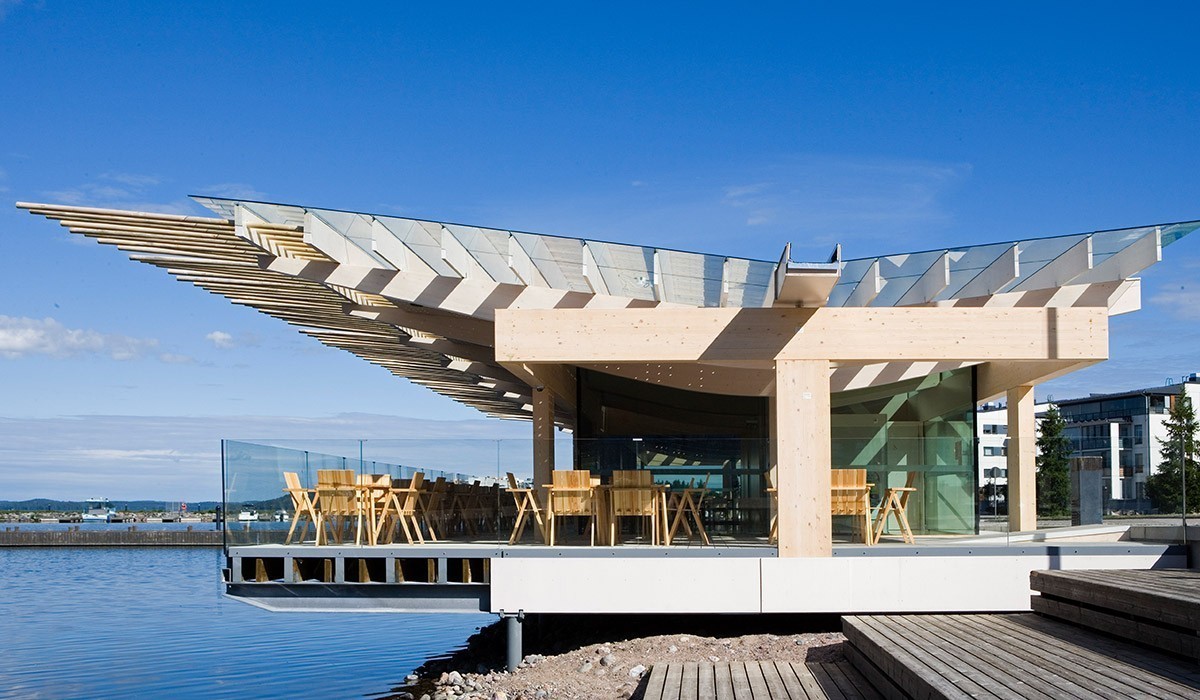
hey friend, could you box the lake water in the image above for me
[0,547,491,699]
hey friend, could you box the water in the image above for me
[0,548,491,699]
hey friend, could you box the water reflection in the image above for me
[0,548,489,699]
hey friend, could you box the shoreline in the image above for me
[390,614,844,700]
[0,528,223,547]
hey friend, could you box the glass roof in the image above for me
[193,196,1198,309]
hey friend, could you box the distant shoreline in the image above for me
[0,527,222,547]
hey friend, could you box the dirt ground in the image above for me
[387,615,845,700]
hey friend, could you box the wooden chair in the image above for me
[831,468,874,545]
[418,476,447,542]
[355,473,391,545]
[872,471,918,544]
[506,472,546,544]
[667,474,712,545]
[377,471,426,545]
[282,471,318,545]
[609,470,660,545]
[314,469,357,545]
[545,470,596,546]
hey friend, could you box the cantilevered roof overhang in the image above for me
[18,197,1199,424]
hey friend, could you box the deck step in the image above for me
[843,613,1200,699]
[1030,568,1200,660]
[642,660,884,699]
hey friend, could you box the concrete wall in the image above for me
[489,546,1184,614]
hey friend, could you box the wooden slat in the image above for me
[680,662,699,700]
[844,615,996,699]
[758,659,793,700]
[886,613,1079,699]
[643,664,668,700]
[775,661,815,700]
[807,662,848,700]
[662,662,683,700]
[949,614,1145,700]
[744,661,772,699]
[729,662,753,699]
[1032,596,1199,661]
[698,663,716,700]
[714,661,735,700]
[1002,615,1200,691]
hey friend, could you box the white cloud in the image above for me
[1150,286,1200,321]
[205,330,234,349]
[0,413,530,500]
[158,352,195,364]
[0,316,160,360]
[42,172,197,215]
[201,182,266,200]
[720,156,971,233]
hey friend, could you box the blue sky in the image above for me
[1,2,1198,499]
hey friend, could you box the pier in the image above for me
[0,527,222,547]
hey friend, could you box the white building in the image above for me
[1056,374,1200,511]
[978,374,1200,514]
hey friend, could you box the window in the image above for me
[983,446,1007,457]
[982,424,1007,435]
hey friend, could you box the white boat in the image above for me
[82,498,118,523]
[236,510,259,522]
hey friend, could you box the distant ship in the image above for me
[82,498,118,523]
[236,510,259,522]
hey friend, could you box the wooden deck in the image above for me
[641,660,884,700]
[844,612,1200,699]
[1031,568,1200,661]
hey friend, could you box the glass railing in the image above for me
[221,433,1135,554]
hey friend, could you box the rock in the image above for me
[679,636,690,642]
[492,693,508,700]
[578,660,594,673]
[668,645,678,653]
[595,668,608,676]
[406,674,420,682]
[534,690,548,699]
[394,693,414,700]
[447,671,464,686]
[597,644,611,656]
[420,695,431,700]
[439,673,450,684]
[524,654,544,665]
[600,654,616,667]
[629,664,647,678]
[709,655,721,663]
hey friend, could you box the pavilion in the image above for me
[18,198,1194,615]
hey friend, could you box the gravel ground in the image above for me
[387,616,844,700]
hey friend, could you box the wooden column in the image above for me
[533,386,555,488]
[774,360,832,557]
[1007,385,1037,532]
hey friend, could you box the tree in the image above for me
[1146,392,1199,514]
[1036,405,1072,517]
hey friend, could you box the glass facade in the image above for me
[831,368,977,535]
[223,368,981,548]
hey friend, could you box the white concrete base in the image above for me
[489,545,1184,614]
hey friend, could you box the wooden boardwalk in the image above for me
[642,660,884,700]
[844,612,1200,699]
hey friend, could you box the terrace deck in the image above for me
[642,660,883,700]
[844,612,1200,699]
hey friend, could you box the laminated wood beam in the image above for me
[495,307,1109,364]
